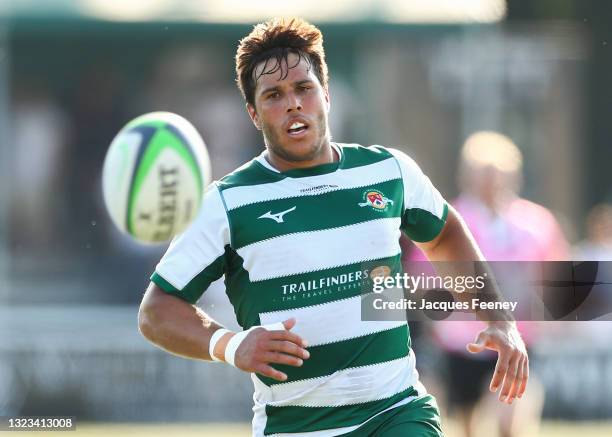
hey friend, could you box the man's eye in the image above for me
[267,92,280,99]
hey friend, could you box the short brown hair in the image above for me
[235,17,329,107]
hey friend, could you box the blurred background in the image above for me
[1,0,612,436]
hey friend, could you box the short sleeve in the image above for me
[388,148,449,243]
[150,183,231,303]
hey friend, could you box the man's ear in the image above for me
[246,103,261,130]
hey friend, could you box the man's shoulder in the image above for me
[338,143,396,169]
[216,157,281,191]
[339,144,423,177]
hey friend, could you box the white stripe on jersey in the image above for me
[259,295,405,347]
[236,217,402,282]
[254,352,418,407]
[253,354,417,407]
[387,148,446,218]
[154,184,230,290]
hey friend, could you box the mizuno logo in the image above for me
[258,206,297,223]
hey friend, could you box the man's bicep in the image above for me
[412,204,456,255]
[139,282,195,332]
[401,202,449,243]
[414,206,485,262]
[141,281,185,311]
[151,257,226,304]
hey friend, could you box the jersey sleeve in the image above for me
[388,148,449,243]
[150,183,231,304]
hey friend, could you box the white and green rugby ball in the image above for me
[102,112,211,244]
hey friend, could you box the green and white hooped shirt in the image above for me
[151,143,448,437]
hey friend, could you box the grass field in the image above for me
[5,421,612,436]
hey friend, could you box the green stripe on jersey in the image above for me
[230,178,403,249]
[402,202,449,243]
[218,159,285,189]
[257,324,410,386]
[151,250,226,304]
[264,386,417,435]
[341,144,392,169]
[217,145,394,191]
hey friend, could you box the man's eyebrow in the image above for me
[259,85,280,96]
[259,79,314,96]
[295,79,314,86]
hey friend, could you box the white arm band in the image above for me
[224,321,286,367]
[209,328,232,362]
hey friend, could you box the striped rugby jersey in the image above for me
[151,143,448,436]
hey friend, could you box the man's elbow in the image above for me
[138,302,157,341]
[138,285,167,342]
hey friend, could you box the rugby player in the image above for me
[138,18,528,436]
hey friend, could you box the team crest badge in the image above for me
[358,190,394,212]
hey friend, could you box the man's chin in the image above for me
[274,141,321,163]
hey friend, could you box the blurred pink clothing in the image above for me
[457,195,569,262]
[406,194,570,353]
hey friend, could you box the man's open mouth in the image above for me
[287,121,309,136]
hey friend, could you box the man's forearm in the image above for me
[138,283,227,361]
[416,206,527,404]
[417,206,514,324]
[138,284,309,381]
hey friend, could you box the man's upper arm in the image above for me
[414,204,457,254]
[150,183,231,304]
[140,281,185,316]
[387,148,449,243]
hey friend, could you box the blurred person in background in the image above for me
[574,203,612,261]
[406,131,570,437]
[572,203,612,345]
[452,131,569,263]
[10,80,70,254]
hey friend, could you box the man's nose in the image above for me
[286,93,302,112]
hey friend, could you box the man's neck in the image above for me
[265,143,338,172]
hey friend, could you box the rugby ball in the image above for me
[102,112,211,244]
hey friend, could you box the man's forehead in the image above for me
[253,53,315,89]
